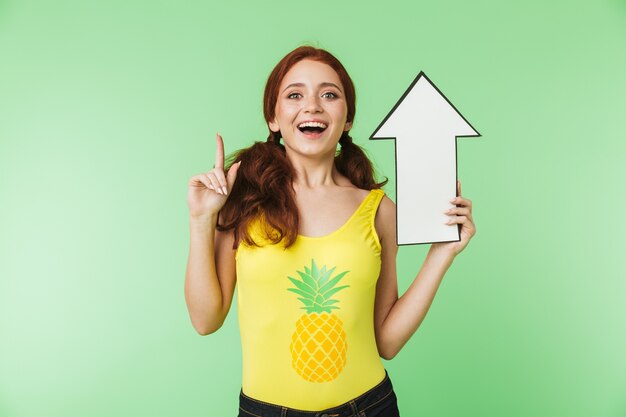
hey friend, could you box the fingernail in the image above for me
[222,186,228,195]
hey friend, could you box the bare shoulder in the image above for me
[375,194,397,243]
[337,183,371,205]
[355,187,372,201]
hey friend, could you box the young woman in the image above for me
[185,46,476,417]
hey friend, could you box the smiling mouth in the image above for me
[297,121,328,135]
[298,126,326,134]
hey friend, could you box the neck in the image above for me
[287,151,340,189]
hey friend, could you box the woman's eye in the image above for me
[322,92,337,99]
[287,92,302,99]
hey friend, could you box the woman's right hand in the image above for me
[187,133,241,221]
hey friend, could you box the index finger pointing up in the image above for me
[215,132,224,169]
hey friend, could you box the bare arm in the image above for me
[184,133,240,335]
[184,214,237,335]
[374,187,475,359]
[374,224,454,359]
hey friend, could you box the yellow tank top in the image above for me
[235,189,387,410]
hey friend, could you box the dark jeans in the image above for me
[237,369,400,417]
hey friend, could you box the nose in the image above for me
[304,95,322,113]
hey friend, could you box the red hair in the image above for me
[218,46,387,248]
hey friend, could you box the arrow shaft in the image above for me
[396,133,457,244]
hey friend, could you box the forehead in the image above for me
[280,59,343,91]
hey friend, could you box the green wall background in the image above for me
[1,0,625,416]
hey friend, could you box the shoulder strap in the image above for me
[351,189,385,229]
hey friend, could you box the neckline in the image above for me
[297,189,376,240]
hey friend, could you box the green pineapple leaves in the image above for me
[287,259,350,314]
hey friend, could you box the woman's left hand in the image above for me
[431,180,476,257]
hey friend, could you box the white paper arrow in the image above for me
[370,72,480,245]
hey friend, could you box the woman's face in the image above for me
[269,59,352,160]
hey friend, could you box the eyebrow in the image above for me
[281,82,343,93]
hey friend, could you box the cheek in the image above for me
[276,104,298,121]
[329,102,348,118]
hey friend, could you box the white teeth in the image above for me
[297,121,327,129]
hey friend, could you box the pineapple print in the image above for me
[287,259,350,382]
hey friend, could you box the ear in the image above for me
[269,119,280,133]
[344,121,353,131]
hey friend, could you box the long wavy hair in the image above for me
[217,46,387,248]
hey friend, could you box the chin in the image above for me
[291,146,338,159]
